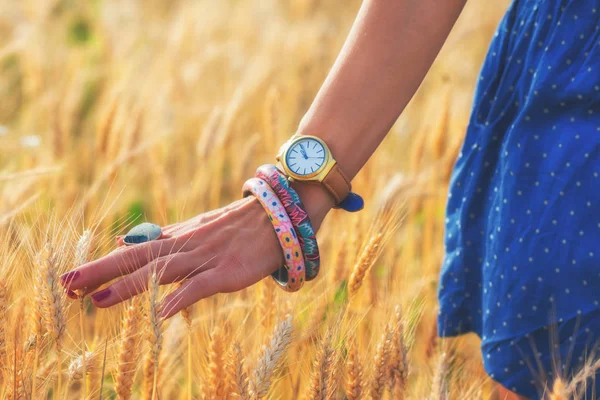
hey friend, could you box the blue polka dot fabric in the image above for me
[438,0,600,397]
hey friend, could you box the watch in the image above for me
[276,135,352,204]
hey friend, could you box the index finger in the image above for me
[60,237,186,291]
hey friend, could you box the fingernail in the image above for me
[60,270,80,287]
[66,289,77,299]
[91,288,112,302]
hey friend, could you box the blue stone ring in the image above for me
[123,223,163,246]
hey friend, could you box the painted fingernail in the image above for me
[91,288,112,302]
[60,270,80,287]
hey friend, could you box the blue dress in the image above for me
[439,0,600,398]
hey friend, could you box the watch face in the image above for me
[285,137,326,177]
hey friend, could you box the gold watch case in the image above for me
[276,135,337,182]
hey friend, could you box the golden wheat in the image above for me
[307,329,336,400]
[228,342,250,400]
[250,317,294,399]
[115,297,142,400]
[348,233,383,298]
[345,334,363,400]
[143,270,163,400]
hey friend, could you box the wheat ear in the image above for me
[175,281,193,400]
[115,296,142,400]
[430,352,449,400]
[75,229,92,398]
[227,342,250,400]
[388,306,409,399]
[204,326,225,399]
[249,316,294,399]
[344,333,363,400]
[38,244,66,351]
[348,234,383,298]
[68,350,100,382]
[308,330,336,400]
[369,324,392,400]
[26,270,45,400]
[143,270,163,400]
[0,279,7,370]
[38,243,66,395]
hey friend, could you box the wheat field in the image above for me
[1,0,594,399]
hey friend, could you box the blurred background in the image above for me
[0,0,513,399]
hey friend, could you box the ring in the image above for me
[123,222,163,246]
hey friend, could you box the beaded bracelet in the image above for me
[255,164,320,281]
[242,178,306,292]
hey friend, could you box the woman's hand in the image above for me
[61,195,326,319]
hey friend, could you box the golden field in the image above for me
[2,0,592,399]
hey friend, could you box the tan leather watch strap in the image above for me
[321,163,351,204]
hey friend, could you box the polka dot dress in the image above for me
[438,0,600,398]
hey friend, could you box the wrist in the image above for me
[291,182,334,231]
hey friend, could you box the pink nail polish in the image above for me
[91,288,111,302]
[60,270,80,287]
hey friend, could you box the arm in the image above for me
[295,0,468,225]
[60,0,467,317]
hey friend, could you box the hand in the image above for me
[61,189,331,319]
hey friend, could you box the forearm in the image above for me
[295,0,467,223]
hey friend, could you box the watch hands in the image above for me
[299,144,308,159]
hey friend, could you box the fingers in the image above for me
[91,252,217,308]
[61,237,190,292]
[159,268,223,319]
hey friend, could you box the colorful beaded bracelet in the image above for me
[242,178,306,292]
[255,164,320,281]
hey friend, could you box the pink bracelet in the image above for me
[242,178,306,292]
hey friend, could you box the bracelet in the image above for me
[242,178,306,292]
[255,164,320,281]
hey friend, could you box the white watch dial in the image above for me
[285,138,326,176]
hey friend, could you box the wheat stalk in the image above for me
[115,296,142,400]
[249,316,294,399]
[228,342,250,400]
